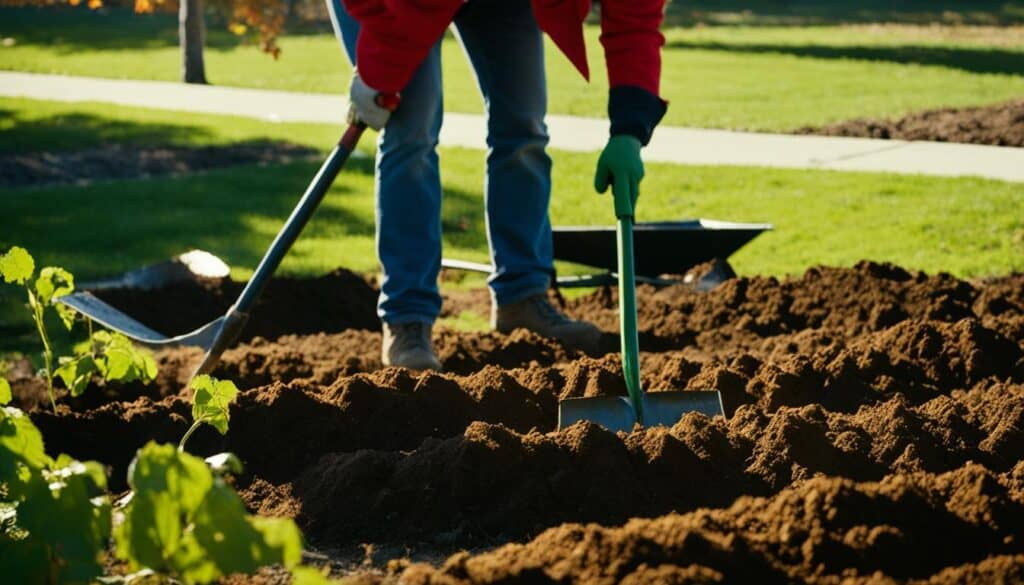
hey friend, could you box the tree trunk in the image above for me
[179,0,208,84]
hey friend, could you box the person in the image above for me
[326,0,667,370]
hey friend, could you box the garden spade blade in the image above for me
[55,123,368,379]
[57,291,225,348]
[557,188,725,431]
[558,391,724,432]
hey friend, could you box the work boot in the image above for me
[382,321,442,371]
[493,293,603,356]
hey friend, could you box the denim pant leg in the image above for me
[325,0,445,324]
[453,0,554,306]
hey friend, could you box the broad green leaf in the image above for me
[117,443,213,573]
[291,566,338,585]
[0,247,34,285]
[34,266,74,305]
[190,376,238,435]
[0,407,50,488]
[92,332,158,385]
[138,352,158,383]
[250,515,303,569]
[102,347,133,381]
[55,356,99,397]
[55,303,77,330]
[23,460,111,583]
[4,450,109,584]
[0,379,10,406]
[182,482,303,582]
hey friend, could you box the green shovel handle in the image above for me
[614,193,645,424]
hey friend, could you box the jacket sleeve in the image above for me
[343,0,462,94]
[599,0,668,145]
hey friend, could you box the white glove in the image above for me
[348,72,398,130]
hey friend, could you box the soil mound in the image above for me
[396,464,1024,584]
[93,267,379,341]
[285,380,1024,543]
[796,99,1024,147]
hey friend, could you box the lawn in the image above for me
[2,7,1024,130]
[3,96,1023,349]
[2,97,1021,279]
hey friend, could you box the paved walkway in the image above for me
[4,71,1024,182]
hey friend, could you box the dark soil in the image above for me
[797,99,1024,147]
[93,267,380,341]
[12,262,1024,583]
[0,142,319,188]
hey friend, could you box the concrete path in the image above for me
[4,71,1024,183]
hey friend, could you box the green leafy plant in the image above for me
[1,371,332,583]
[0,396,112,583]
[179,375,239,452]
[1,247,73,413]
[0,362,11,406]
[56,330,158,398]
[115,442,304,584]
[0,246,158,412]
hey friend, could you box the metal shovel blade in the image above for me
[57,291,225,349]
[558,390,724,433]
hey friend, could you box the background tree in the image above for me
[2,0,285,84]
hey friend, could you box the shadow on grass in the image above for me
[0,109,220,154]
[666,40,1024,76]
[665,0,1024,27]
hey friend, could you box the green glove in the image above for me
[594,135,644,218]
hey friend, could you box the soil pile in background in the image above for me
[797,99,1024,146]
[0,142,319,188]
[93,267,380,341]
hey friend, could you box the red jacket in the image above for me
[342,0,665,97]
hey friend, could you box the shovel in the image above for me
[58,122,368,378]
[557,180,725,432]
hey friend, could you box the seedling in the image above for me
[0,247,158,412]
[179,375,239,452]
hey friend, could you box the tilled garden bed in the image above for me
[11,261,1024,583]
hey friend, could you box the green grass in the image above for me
[2,97,1023,350]
[2,7,1024,130]
[2,97,1021,280]
[664,0,1024,27]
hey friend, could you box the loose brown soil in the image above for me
[797,99,1024,147]
[0,142,319,188]
[11,261,1024,583]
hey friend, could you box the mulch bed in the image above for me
[797,99,1024,147]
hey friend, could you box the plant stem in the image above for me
[30,293,57,413]
[87,317,96,356]
[178,418,203,452]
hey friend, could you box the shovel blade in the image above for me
[57,291,224,349]
[558,390,725,432]
[643,390,725,426]
[558,395,637,432]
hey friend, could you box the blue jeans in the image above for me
[326,0,553,325]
